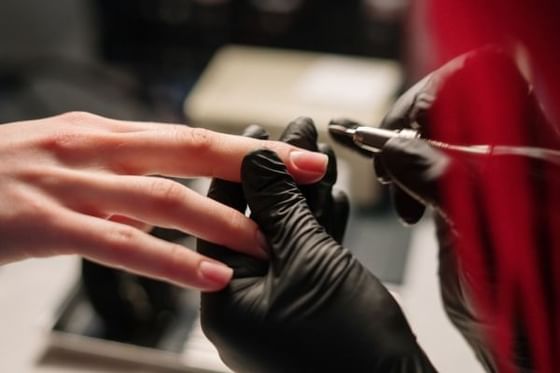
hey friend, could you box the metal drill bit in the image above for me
[328,124,418,153]
[329,121,560,162]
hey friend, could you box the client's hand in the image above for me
[0,112,327,290]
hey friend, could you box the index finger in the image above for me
[92,124,328,184]
[54,115,328,184]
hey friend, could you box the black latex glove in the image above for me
[379,138,499,372]
[329,52,471,224]
[277,117,349,243]
[330,48,560,225]
[330,49,560,372]
[372,47,560,354]
[379,136,560,373]
[198,118,436,373]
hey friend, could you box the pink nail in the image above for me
[199,261,233,285]
[289,151,328,174]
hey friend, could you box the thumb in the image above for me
[378,137,451,208]
[241,149,332,264]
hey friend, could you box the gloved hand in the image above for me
[330,47,559,225]
[329,51,469,223]
[373,56,461,224]
[378,134,560,372]
[198,118,437,373]
[331,48,560,372]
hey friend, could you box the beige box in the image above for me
[184,45,402,205]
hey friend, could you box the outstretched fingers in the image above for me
[36,170,268,260]
[53,209,234,291]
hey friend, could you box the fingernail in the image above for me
[199,261,233,285]
[256,230,271,256]
[290,151,328,174]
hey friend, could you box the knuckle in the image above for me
[43,130,85,152]
[261,140,288,157]
[41,130,98,157]
[148,178,185,206]
[161,243,185,277]
[41,134,110,162]
[224,208,246,233]
[106,225,140,248]
[55,111,101,125]
[40,112,110,155]
[182,127,215,154]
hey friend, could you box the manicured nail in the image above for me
[199,261,233,285]
[289,151,328,174]
[256,230,271,256]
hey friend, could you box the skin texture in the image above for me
[0,112,328,291]
[198,119,436,373]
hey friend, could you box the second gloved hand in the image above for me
[377,134,560,373]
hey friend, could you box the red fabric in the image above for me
[428,0,560,127]
[428,1,560,371]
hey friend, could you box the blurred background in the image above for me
[0,1,483,372]
[0,0,411,123]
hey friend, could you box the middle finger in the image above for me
[35,169,268,259]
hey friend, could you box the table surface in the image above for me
[0,221,484,373]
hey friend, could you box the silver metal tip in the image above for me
[328,124,356,138]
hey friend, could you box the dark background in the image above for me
[0,0,407,124]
